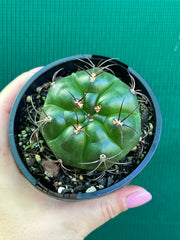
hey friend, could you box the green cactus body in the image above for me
[40,69,141,171]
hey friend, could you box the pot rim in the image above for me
[8,54,162,200]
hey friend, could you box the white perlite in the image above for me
[58,186,65,194]
[85,186,97,193]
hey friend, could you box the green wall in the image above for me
[0,0,179,239]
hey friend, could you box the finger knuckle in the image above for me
[100,199,119,221]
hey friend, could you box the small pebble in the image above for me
[79,175,83,181]
[107,176,114,187]
[22,134,27,138]
[131,146,137,151]
[127,156,133,161]
[86,186,97,193]
[58,186,65,194]
[36,87,41,93]
[44,176,50,182]
[136,160,140,165]
[26,95,31,103]
[149,131,153,136]
[30,166,36,172]
[35,154,41,164]
[149,123,153,131]
[71,177,77,182]
[115,165,119,169]
[97,184,104,189]
[21,130,26,135]
[40,147,44,152]
[25,127,31,132]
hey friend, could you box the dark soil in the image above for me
[17,84,155,196]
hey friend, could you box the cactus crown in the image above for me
[39,57,141,172]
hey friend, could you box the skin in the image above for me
[0,69,150,240]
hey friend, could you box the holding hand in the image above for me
[0,67,152,240]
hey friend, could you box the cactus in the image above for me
[39,59,141,172]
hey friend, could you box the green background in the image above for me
[0,0,179,239]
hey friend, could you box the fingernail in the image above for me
[28,66,44,72]
[127,191,152,208]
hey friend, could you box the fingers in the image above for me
[70,185,152,238]
[0,67,43,151]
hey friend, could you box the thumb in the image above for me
[0,66,43,151]
[73,185,152,237]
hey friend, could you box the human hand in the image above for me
[0,67,152,240]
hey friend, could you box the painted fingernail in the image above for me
[127,191,152,208]
[28,66,44,72]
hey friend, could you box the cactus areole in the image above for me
[40,68,141,171]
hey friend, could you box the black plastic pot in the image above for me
[8,54,162,200]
